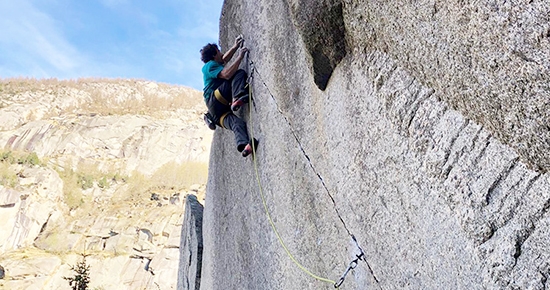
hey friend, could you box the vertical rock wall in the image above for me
[198,0,550,289]
[178,195,204,290]
[343,0,550,172]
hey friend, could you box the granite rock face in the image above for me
[0,79,210,290]
[344,0,550,172]
[177,195,204,290]
[199,0,550,289]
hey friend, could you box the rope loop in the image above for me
[245,49,373,289]
[246,54,336,286]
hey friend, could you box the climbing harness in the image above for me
[218,112,231,129]
[214,89,229,106]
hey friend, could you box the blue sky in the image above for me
[0,0,223,90]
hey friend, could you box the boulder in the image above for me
[177,195,203,290]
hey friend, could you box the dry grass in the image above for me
[52,160,188,212]
[108,160,208,207]
[150,161,208,190]
[115,171,150,205]
[0,162,18,188]
[0,150,46,188]
[56,161,128,210]
[0,77,204,117]
[58,167,85,210]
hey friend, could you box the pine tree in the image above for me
[64,255,90,290]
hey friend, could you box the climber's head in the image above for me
[200,43,221,63]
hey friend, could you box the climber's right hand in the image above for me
[239,47,249,58]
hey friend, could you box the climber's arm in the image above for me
[218,47,248,80]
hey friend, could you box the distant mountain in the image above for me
[0,78,212,290]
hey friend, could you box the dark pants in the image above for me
[217,69,248,101]
[206,69,250,151]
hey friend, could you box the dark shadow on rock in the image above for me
[289,0,346,90]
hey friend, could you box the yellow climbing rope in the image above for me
[247,72,337,287]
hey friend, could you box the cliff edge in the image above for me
[196,0,550,289]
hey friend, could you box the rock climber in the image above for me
[200,35,257,157]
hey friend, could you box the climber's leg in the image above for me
[219,113,249,151]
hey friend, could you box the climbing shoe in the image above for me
[231,95,249,111]
[203,112,216,130]
[242,138,259,157]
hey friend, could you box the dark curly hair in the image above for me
[200,43,219,63]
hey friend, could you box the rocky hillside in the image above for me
[194,0,550,289]
[0,78,211,289]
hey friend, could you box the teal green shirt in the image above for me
[202,60,224,100]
